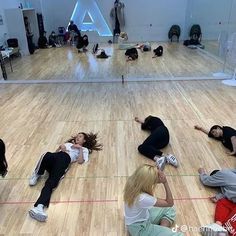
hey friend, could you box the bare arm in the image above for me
[194,125,209,135]
[154,171,174,207]
[227,136,236,155]
[134,117,144,124]
[72,144,85,164]
[56,144,66,152]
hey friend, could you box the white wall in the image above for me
[0,0,21,45]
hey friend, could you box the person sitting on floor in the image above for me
[48,31,61,48]
[198,168,236,235]
[153,46,163,58]
[124,164,183,236]
[67,20,81,45]
[38,31,50,49]
[76,35,89,53]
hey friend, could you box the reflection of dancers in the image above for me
[92,44,109,59]
[77,35,89,53]
[67,21,81,44]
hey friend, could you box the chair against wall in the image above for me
[7,38,20,57]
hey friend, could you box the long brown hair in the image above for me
[67,132,103,153]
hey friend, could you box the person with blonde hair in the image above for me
[124,164,183,235]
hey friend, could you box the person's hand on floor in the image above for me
[209,196,218,203]
[134,117,144,124]
[198,167,206,174]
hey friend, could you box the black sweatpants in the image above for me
[34,152,71,207]
[138,116,170,160]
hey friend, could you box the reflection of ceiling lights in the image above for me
[70,0,112,36]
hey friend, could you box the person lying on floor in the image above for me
[28,132,102,222]
[194,124,236,156]
[135,116,178,170]
[92,44,109,59]
[199,168,236,236]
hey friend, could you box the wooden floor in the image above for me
[4,42,228,81]
[0,80,236,235]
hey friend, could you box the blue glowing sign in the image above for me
[70,0,112,36]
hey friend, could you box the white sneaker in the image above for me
[29,171,40,186]
[29,206,47,222]
[155,156,166,171]
[200,223,228,236]
[165,154,179,168]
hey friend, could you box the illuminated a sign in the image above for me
[70,0,112,36]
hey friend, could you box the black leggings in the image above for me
[138,126,169,160]
[34,152,71,207]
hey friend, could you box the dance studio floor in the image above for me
[2,42,230,82]
[0,79,235,235]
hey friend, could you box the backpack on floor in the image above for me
[153,46,163,57]
[190,24,202,42]
[168,25,181,42]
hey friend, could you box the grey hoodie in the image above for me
[200,169,236,202]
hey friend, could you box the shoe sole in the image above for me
[156,158,167,171]
[29,210,47,222]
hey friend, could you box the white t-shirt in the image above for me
[124,193,157,225]
[64,143,89,163]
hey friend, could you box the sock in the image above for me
[37,204,44,210]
